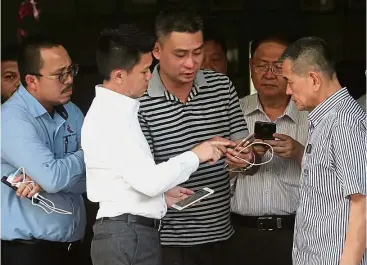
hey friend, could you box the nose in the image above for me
[184,57,194,69]
[263,67,276,79]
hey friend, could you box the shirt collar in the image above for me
[147,64,208,98]
[95,85,140,115]
[244,93,299,122]
[308,87,349,127]
[17,85,48,118]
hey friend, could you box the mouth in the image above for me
[261,84,278,88]
[182,72,195,77]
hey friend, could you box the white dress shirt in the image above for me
[82,86,200,220]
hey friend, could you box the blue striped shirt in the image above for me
[293,88,366,265]
[1,86,86,242]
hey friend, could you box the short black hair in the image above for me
[18,35,61,87]
[280,36,336,78]
[250,33,292,58]
[2,44,19,62]
[155,10,203,40]
[204,26,227,54]
[96,24,155,81]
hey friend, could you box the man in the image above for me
[281,36,366,265]
[138,11,253,265]
[82,24,233,265]
[228,35,308,265]
[201,27,227,74]
[1,36,86,265]
[1,44,21,103]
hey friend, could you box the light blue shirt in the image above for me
[1,86,86,242]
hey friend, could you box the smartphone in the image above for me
[1,176,40,203]
[254,121,276,140]
[171,187,214,211]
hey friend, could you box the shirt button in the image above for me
[303,169,309,175]
[45,164,49,167]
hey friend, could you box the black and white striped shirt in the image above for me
[138,66,248,246]
[293,88,366,265]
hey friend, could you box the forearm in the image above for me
[340,195,366,265]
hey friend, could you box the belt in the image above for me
[231,213,295,231]
[1,239,81,251]
[98,213,163,231]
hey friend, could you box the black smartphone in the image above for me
[1,176,40,203]
[254,121,276,140]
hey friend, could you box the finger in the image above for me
[184,189,195,195]
[216,145,227,154]
[272,146,287,154]
[227,148,250,158]
[273,133,289,141]
[27,185,41,198]
[210,140,236,147]
[21,184,33,198]
[12,175,24,183]
[16,184,27,196]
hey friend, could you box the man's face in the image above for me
[250,41,287,98]
[1,60,20,102]
[282,59,316,111]
[153,31,204,84]
[125,52,153,98]
[29,46,76,108]
[201,40,227,74]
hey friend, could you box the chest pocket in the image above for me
[63,133,78,155]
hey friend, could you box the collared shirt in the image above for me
[293,88,366,265]
[231,93,308,216]
[82,86,199,220]
[1,86,86,242]
[138,66,248,246]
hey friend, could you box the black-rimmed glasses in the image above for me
[29,64,79,84]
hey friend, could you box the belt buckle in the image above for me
[257,216,273,231]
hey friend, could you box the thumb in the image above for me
[12,175,24,183]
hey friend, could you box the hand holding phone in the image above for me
[254,121,276,140]
[171,187,214,211]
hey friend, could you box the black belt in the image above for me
[98,213,162,231]
[1,239,81,251]
[231,213,295,231]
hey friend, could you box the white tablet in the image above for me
[171,187,214,211]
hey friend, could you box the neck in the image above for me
[314,76,342,110]
[102,81,131,98]
[28,89,54,113]
[258,93,290,121]
[159,69,193,103]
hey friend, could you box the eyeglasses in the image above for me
[253,62,283,76]
[29,64,79,84]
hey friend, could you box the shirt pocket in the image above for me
[63,133,78,155]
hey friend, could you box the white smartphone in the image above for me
[171,187,214,211]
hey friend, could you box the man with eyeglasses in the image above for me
[227,34,309,265]
[1,36,86,265]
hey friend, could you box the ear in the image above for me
[309,71,321,91]
[152,41,161,60]
[111,69,127,85]
[25,75,38,91]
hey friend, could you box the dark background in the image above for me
[2,0,366,114]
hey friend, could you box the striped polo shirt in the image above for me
[293,88,366,265]
[138,66,248,246]
[231,93,308,216]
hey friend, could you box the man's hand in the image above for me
[165,186,194,208]
[264,133,304,165]
[12,175,42,198]
[225,145,254,168]
[192,136,236,165]
[252,138,269,157]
